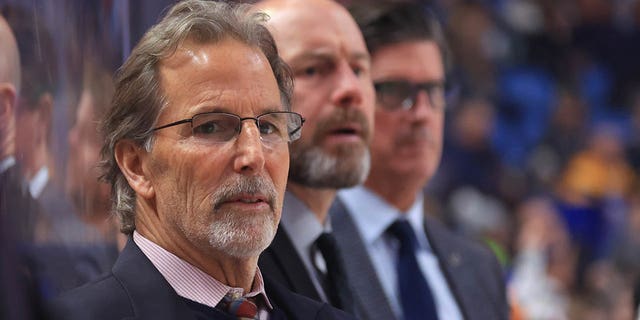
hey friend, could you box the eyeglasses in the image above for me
[152,111,305,146]
[374,80,446,111]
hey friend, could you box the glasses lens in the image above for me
[191,113,239,143]
[258,112,303,143]
[423,83,446,110]
[375,81,414,111]
[257,112,289,144]
[286,113,303,141]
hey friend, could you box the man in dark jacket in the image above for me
[50,1,353,319]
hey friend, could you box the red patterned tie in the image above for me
[217,292,259,320]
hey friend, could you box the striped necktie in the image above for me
[216,292,259,320]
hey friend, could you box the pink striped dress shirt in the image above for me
[133,231,273,319]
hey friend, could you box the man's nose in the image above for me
[331,61,364,109]
[410,90,436,121]
[233,122,266,174]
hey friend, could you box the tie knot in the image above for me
[388,219,419,249]
[217,292,258,320]
[315,232,338,253]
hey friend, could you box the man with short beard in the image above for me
[50,1,354,319]
[254,0,375,315]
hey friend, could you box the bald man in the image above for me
[0,14,40,320]
[255,0,375,315]
[0,15,21,174]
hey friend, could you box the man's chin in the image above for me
[207,215,276,259]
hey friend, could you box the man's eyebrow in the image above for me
[288,50,370,66]
[190,105,286,115]
[350,52,371,64]
[261,106,286,113]
[288,51,336,65]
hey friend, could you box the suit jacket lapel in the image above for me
[423,216,503,320]
[111,239,196,320]
[261,226,322,301]
[331,199,397,320]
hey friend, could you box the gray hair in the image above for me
[100,0,293,234]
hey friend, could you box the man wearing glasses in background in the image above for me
[330,3,509,320]
[51,1,353,319]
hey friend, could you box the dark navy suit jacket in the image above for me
[49,238,355,320]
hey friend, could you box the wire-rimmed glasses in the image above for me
[152,111,305,147]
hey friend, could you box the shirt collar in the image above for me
[338,186,432,251]
[133,231,272,310]
[28,166,49,198]
[0,156,16,175]
[280,191,328,252]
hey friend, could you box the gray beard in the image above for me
[207,210,276,259]
[288,143,371,189]
[206,175,279,259]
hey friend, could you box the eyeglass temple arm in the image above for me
[289,118,305,137]
[152,119,193,131]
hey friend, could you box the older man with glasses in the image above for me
[330,3,509,320]
[50,1,353,319]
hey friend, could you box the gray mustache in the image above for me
[212,176,278,211]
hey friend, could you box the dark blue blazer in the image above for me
[49,238,355,320]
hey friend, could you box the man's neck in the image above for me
[287,182,337,224]
[136,204,258,293]
[364,178,422,213]
[21,147,50,181]
[134,231,259,297]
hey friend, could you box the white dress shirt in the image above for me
[28,166,49,199]
[0,156,16,175]
[338,186,463,320]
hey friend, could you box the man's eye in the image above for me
[303,66,318,77]
[258,121,281,136]
[193,121,221,135]
[352,63,368,77]
[297,62,331,78]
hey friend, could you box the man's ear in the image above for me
[0,83,17,121]
[114,139,154,200]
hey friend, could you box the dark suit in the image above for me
[50,238,355,320]
[330,198,509,320]
[0,162,43,319]
[0,163,41,242]
[23,178,118,301]
[259,226,323,302]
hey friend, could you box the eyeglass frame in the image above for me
[151,110,305,145]
[373,79,447,112]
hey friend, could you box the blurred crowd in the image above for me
[1,0,639,319]
[426,0,640,319]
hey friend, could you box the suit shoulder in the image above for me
[49,273,133,320]
[264,276,356,320]
[426,216,496,261]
